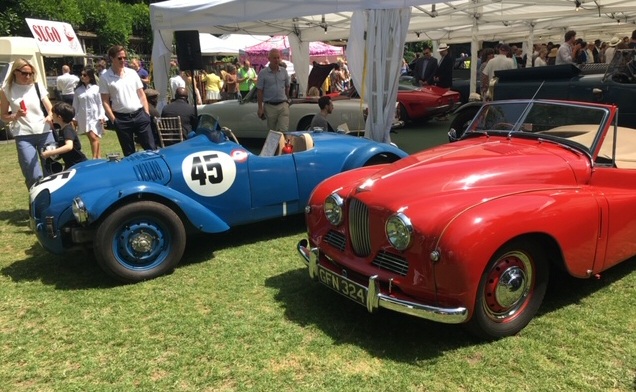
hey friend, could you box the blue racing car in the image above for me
[29,117,407,282]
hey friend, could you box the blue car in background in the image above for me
[29,118,407,283]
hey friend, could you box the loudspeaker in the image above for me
[175,30,203,70]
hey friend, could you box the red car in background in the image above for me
[331,84,460,123]
[308,63,461,123]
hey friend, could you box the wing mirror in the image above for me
[448,128,460,142]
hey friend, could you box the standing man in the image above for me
[169,70,186,101]
[96,59,108,76]
[309,95,335,132]
[412,47,438,87]
[556,30,578,65]
[237,60,257,98]
[56,65,79,104]
[99,45,156,156]
[481,44,516,100]
[130,59,150,89]
[257,48,291,132]
[434,43,453,90]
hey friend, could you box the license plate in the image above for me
[317,265,367,306]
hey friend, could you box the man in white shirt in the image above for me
[56,65,79,104]
[482,44,516,100]
[556,30,578,65]
[99,45,156,156]
[169,71,186,101]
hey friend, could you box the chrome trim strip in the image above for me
[297,239,468,324]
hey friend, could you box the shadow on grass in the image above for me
[0,209,30,228]
[538,258,636,317]
[265,256,636,361]
[1,214,306,290]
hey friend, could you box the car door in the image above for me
[588,117,636,271]
[246,154,301,220]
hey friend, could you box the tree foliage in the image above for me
[1,0,152,51]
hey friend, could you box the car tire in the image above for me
[466,238,549,340]
[399,103,410,123]
[94,201,186,283]
[297,117,313,131]
[449,106,480,139]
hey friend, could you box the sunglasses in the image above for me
[117,56,127,61]
[81,73,88,77]
[16,70,34,77]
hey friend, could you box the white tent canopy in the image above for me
[150,0,636,141]
[199,33,234,55]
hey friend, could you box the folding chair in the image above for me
[155,116,184,147]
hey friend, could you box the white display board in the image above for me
[25,18,85,56]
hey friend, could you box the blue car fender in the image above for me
[80,183,230,233]
[341,144,407,171]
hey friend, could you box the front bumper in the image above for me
[297,239,468,324]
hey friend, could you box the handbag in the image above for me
[34,82,48,117]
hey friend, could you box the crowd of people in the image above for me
[466,29,636,100]
[4,30,635,190]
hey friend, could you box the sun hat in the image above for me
[438,43,450,52]
[608,37,621,47]
[548,48,558,58]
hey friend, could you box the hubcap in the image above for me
[483,250,533,321]
[115,221,167,269]
[494,267,526,308]
[130,231,155,253]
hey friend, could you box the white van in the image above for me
[0,37,48,90]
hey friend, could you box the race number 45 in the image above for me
[182,151,237,197]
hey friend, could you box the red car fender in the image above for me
[430,190,602,315]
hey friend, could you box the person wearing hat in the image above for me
[481,44,516,100]
[605,37,621,65]
[556,30,578,65]
[434,43,453,90]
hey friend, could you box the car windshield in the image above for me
[466,100,611,152]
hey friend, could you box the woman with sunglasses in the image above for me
[73,67,105,159]
[0,58,55,189]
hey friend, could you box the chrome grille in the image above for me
[324,230,346,251]
[372,251,409,276]
[348,198,371,257]
[133,161,165,182]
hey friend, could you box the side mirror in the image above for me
[448,128,460,142]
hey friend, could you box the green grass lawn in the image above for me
[0,132,635,391]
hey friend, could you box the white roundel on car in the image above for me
[181,151,237,197]
[29,169,77,201]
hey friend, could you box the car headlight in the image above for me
[324,193,344,226]
[72,197,89,225]
[386,213,413,250]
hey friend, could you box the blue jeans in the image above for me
[15,132,56,189]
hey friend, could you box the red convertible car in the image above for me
[332,83,461,123]
[297,99,636,339]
